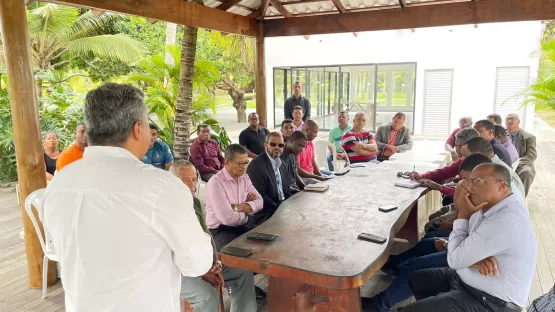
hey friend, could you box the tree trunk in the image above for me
[228,88,247,123]
[174,24,198,161]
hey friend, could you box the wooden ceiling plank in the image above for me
[330,0,346,13]
[235,4,257,12]
[269,0,293,17]
[216,0,244,11]
[264,0,555,37]
[45,0,257,36]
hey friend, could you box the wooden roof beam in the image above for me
[269,0,292,17]
[45,0,257,36]
[330,0,346,13]
[265,0,555,37]
[250,0,271,19]
[216,0,243,11]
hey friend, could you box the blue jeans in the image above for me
[368,238,449,312]
[327,152,334,171]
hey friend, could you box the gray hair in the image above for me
[169,160,196,177]
[354,111,368,119]
[265,131,283,143]
[455,128,479,144]
[460,116,473,123]
[224,144,248,161]
[506,113,520,120]
[84,83,147,147]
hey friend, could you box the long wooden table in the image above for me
[221,159,443,312]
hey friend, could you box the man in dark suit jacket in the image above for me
[375,112,413,161]
[247,131,292,224]
[506,113,537,196]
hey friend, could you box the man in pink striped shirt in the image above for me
[205,144,264,250]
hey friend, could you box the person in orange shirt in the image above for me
[56,123,88,172]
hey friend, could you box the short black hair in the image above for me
[394,112,406,120]
[289,130,307,143]
[487,114,502,125]
[459,153,492,172]
[197,124,210,133]
[248,112,258,119]
[464,137,493,156]
[149,123,159,132]
[494,125,508,138]
[224,144,247,161]
[281,119,293,128]
[475,119,495,131]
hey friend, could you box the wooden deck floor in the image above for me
[1,142,554,312]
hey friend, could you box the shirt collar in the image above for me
[83,146,139,161]
[221,167,235,182]
[483,193,518,218]
[196,138,213,145]
[492,154,500,163]
[266,152,282,167]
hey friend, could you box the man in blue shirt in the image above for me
[142,123,174,170]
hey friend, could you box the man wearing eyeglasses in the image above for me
[247,132,292,223]
[403,163,536,312]
[205,144,263,251]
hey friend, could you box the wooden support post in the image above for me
[0,0,56,288]
[255,22,267,127]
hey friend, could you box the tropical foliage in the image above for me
[519,38,555,110]
[126,45,220,149]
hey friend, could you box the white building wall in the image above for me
[264,22,543,134]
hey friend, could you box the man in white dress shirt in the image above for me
[42,83,213,312]
[401,163,536,312]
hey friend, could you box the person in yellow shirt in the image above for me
[56,123,87,172]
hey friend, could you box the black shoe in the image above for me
[255,286,266,299]
[360,297,379,312]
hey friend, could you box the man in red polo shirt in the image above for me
[297,120,326,183]
[444,116,473,161]
[190,125,225,182]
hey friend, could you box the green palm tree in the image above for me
[25,3,146,95]
[127,45,220,149]
[519,38,555,110]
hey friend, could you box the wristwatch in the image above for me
[233,204,238,212]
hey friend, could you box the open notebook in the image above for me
[394,179,422,189]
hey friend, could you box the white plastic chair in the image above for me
[313,140,349,172]
[24,188,58,299]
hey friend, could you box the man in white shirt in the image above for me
[42,83,213,312]
[402,163,536,312]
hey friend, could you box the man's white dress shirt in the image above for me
[448,194,536,307]
[43,146,213,312]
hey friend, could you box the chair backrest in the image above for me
[24,188,48,253]
[313,140,336,171]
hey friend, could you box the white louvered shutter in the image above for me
[422,69,454,136]
[494,67,530,128]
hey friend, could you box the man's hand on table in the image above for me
[472,256,498,276]
[419,179,442,191]
[434,238,448,252]
[386,145,398,153]
[314,175,326,182]
[410,172,422,181]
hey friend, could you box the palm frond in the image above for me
[64,34,147,64]
[27,4,78,37]
[68,11,127,40]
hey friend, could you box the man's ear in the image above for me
[132,121,143,140]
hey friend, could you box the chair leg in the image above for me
[42,256,48,299]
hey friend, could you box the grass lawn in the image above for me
[536,108,555,128]
[215,94,256,109]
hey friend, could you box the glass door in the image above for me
[375,64,416,130]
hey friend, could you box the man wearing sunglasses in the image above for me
[404,163,536,312]
[247,132,292,223]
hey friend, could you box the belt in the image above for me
[458,278,522,312]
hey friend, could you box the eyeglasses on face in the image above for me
[464,177,504,186]
[233,160,250,167]
[269,142,285,148]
